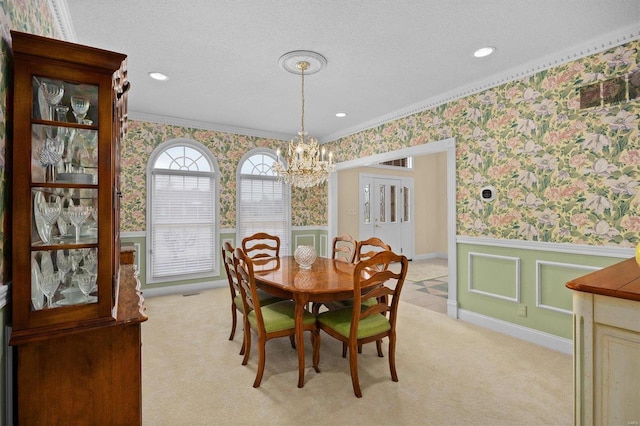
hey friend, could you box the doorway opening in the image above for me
[328,137,457,318]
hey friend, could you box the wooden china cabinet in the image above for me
[10,31,146,425]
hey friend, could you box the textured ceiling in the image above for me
[62,0,640,142]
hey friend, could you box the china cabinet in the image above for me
[566,257,640,426]
[10,31,146,424]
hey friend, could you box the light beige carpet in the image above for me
[392,259,449,282]
[142,288,572,425]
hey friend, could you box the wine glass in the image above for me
[70,249,84,273]
[77,273,96,303]
[82,250,98,274]
[68,206,91,243]
[39,271,61,308]
[56,250,72,288]
[55,105,69,122]
[40,82,64,120]
[70,96,90,123]
[38,200,61,243]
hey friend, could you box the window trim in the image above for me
[146,138,220,284]
[235,148,291,255]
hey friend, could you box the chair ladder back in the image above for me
[332,234,357,264]
[234,248,261,319]
[242,232,281,259]
[222,242,241,296]
[352,251,408,327]
[356,237,392,268]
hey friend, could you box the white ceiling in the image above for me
[59,0,640,142]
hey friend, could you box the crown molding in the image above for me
[127,111,291,141]
[321,23,640,143]
[49,0,77,41]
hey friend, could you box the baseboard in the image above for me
[457,308,573,355]
[412,252,447,261]
[142,280,226,298]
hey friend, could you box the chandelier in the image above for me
[273,51,335,188]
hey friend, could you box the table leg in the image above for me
[294,293,309,388]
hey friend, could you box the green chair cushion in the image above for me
[248,300,316,333]
[334,297,377,308]
[318,306,391,339]
[234,291,284,312]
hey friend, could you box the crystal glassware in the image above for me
[68,205,91,243]
[40,82,64,120]
[55,105,69,122]
[70,96,90,123]
[38,201,62,243]
[56,250,72,288]
[77,273,96,303]
[294,245,317,269]
[39,271,61,308]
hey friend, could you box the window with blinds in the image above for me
[147,141,218,282]
[237,151,290,255]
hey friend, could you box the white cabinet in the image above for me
[568,258,640,425]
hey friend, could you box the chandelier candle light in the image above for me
[273,51,335,188]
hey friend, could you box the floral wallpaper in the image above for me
[0,0,58,283]
[121,122,327,231]
[328,40,640,248]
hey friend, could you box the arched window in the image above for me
[147,138,219,282]
[237,149,290,254]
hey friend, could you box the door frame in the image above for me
[328,137,457,318]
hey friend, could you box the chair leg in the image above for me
[253,334,267,388]
[289,335,296,349]
[348,340,362,398]
[342,342,347,358]
[376,339,383,357]
[229,304,237,340]
[239,331,245,355]
[241,322,251,366]
[312,330,321,373]
[389,332,398,382]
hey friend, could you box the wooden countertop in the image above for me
[566,257,640,302]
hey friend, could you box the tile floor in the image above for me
[400,258,449,314]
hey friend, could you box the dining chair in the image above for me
[333,233,357,264]
[234,247,320,388]
[317,250,408,397]
[222,242,283,355]
[241,232,280,260]
[312,234,358,315]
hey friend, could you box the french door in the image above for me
[359,175,414,258]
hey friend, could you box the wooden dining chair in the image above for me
[222,242,283,355]
[333,233,357,264]
[241,232,280,260]
[234,247,320,388]
[317,250,408,397]
[312,234,358,315]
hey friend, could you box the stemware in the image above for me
[70,96,90,123]
[37,198,62,243]
[68,206,91,243]
[77,273,96,303]
[70,248,84,273]
[82,250,98,274]
[39,271,61,308]
[40,82,64,120]
[56,250,72,288]
[55,105,69,122]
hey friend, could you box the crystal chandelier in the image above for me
[273,51,334,188]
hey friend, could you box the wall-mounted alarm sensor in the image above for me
[480,185,496,202]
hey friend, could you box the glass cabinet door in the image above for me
[29,76,101,312]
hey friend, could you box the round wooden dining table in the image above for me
[252,255,358,388]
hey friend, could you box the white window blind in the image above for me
[147,141,217,282]
[238,152,290,254]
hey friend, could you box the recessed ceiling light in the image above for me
[148,72,169,81]
[335,112,347,118]
[473,47,495,58]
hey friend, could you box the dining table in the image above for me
[252,255,361,388]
